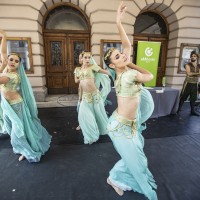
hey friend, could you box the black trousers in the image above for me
[180,82,198,103]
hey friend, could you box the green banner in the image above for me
[136,41,161,87]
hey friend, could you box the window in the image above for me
[178,43,200,73]
[7,37,33,73]
[134,12,167,34]
[100,39,122,67]
[45,6,89,30]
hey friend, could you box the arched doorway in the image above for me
[133,11,168,86]
[43,4,90,94]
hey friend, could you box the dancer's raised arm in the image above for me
[116,1,131,60]
[127,62,153,83]
[0,29,7,72]
[105,2,158,200]
[98,68,111,76]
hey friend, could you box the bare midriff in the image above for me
[79,78,97,93]
[1,88,22,104]
[117,96,139,120]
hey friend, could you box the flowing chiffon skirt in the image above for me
[2,98,51,162]
[107,88,157,200]
[0,104,4,134]
[78,90,108,144]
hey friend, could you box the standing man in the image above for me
[177,51,200,116]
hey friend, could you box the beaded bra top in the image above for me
[74,65,101,80]
[115,69,142,97]
[1,72,21,92]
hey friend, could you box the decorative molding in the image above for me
[33,65,45,67]
[91,21,133,27]
[132,0,141,11]
[85,0,92,13]
[91,32,133,37]
[27,75,46,78]
[32,54,44,57]
[0,3,40,12]
[168,47,180,50]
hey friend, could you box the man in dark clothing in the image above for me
[177,51,200,116]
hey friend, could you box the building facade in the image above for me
[0,0,200,101]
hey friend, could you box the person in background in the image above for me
[75,53,83,131]
[0,30,51,162]
[177,51,200,116]
[103,2,157,200]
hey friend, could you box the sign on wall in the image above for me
[136,41,161,87]
[178,43,200,74]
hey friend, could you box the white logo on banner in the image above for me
[145,47,153,57]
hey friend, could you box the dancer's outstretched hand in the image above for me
[116,1,127,23]
[0,29,6,36]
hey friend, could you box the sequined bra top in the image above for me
[1,72,21,92]
[74,65,101,80]
[115,69,142,97]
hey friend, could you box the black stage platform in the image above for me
[0,103,200,200]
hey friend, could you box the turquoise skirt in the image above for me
[107,111,157,200]
[0,95,5,134]
[2,100,51,162]
[78,90,108,144]
[0,103,4,134]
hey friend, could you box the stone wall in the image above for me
[0,0,200,100]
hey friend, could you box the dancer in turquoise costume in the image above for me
[75,53,83,131]
[103,2,157,200]
[0,40,51,162]
[0,29,8,134]
[74,51,111,144]
[75,84,82,130]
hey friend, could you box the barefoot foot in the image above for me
[19,155,25,161]
[76,125,81,131]
[107,178,124,196]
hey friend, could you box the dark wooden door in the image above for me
[133,35,168,86]
[44,33,89,94]
[44,33,67,94]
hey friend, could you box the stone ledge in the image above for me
[36,94,79,108]
[36,101,78,108]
